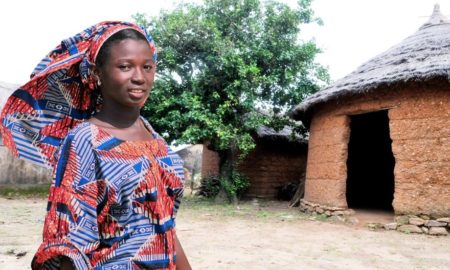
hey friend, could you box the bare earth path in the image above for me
[0,197,449,270]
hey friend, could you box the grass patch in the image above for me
[308,213,330,222]
[180,195,307,221]
[0,187,307,222]
[0,184,50,198]
[256,211,270,218]
[181,196,243,216]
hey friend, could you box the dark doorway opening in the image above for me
[346,110,395,211]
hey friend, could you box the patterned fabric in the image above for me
[31,119,185,270]
[0,21,157,169]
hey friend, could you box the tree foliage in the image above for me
[134,0,328,157]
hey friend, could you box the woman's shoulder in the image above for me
[64,121,94,144]
[53,122,95,165]
[140,116,164,141]
[67,121,92,135]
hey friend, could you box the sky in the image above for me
[0,0,448,85]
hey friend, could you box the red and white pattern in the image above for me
[31,120,184,270]
[0,21,157,169]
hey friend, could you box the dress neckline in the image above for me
[86,116,158,143]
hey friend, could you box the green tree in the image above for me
[134,0,328,200]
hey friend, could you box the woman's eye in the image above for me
[119,65,130,71]
[144,65,153,71]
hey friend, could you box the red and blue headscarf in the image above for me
[0,21,157,169]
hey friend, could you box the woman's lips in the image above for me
[128,89,147,99]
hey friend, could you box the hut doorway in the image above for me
[346,110,395,211]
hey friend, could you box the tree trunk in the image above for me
[215,146,238,204]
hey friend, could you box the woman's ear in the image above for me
[91,64,102,87]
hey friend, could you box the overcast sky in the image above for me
[0,0,448,85]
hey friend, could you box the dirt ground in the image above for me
[0,196,449,270]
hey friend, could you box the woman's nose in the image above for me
[131,68,145,84]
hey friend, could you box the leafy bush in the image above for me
[198,175,221,198]
[198,170,250,201]
[222,170,250,199]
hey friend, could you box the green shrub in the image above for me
[222,170,250,199]
[198,175,221,198]
[198,170,250,201]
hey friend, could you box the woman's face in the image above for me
[96,39,155,109]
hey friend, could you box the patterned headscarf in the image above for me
[0,21,157,169]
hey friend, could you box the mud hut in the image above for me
[202,126,308,199]
[291,5,450,218]
[240,126,307,198]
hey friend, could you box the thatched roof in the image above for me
[256,125,307,144]
[257,125,292,139]
[0,81,18,109]
[291,4,450,121]
[255,125,308,152]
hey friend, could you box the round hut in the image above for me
[291,5,450,218]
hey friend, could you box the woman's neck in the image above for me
[94,104,141,128]
[89,108,153,141]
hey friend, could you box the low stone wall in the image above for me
[300,199,449,236]
[299,199,354,216]
[385,215,449,236]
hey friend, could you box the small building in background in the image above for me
[201,126,308,199]
[291,5,450,218]
[240,126,307,198]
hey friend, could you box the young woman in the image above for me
[0,21,191,270]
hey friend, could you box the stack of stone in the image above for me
[384,215,449,236]
[299,200,449,236]
[299,199,354,217]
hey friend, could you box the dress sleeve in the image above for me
[32,130,100,270]
[168,147,185,215]
[156,142,185,216]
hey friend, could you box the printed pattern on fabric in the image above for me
[0,21,157,169]
[31,121,184,270]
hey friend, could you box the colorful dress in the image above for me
[31,120,184,270]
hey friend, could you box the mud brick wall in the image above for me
[305,82,450,216]
[306,113,349,207]
[201,143,220,178]
[201,140,307,198]
[389,87,450,217]
[239,141,307,198]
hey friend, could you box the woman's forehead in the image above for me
[107,39,154,60]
